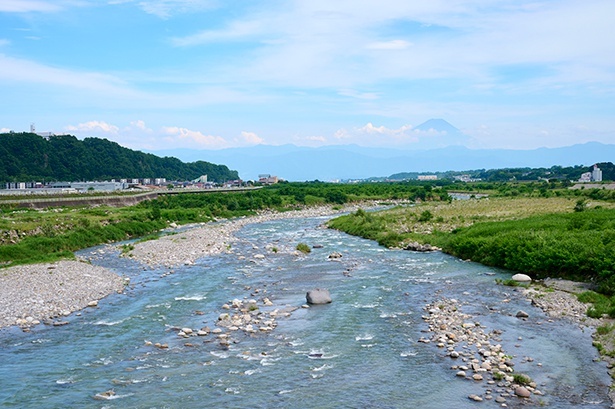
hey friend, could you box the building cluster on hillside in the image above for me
[578,165,603,183]
[2,178,169,196]
[453,174,483,183]
[258,174,279,184]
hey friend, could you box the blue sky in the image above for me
[1,0,613,152]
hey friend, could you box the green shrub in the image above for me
[512,373,532,385]
[296,243,311,254]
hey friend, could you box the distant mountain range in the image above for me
[149,119,614,181]
[150,141,615,182]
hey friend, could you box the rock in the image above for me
[328,252,343,259]
[306,288,332,305]
[515,386,531,398]
[53,321,69,326]
[87,300,98,307]
[516,310,529,318]
[495,396,506,403]
[456,371,466,377]
[94,390,116,400]
[512,273,531,283]
[405,242,441,252]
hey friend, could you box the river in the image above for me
[0,215,610,408]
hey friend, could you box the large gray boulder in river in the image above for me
[306,289,332,305]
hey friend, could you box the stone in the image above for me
[456,371,466,377]
[511,273,531,283]
[405,242,441,252]
[516,310,529,318]
[328,252,343,259]
[306,288,332,305]
[87,300,98,307]
[515,386,531,398]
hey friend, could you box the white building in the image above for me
[592,165,603,182]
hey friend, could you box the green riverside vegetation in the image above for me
[0,181,448,268]
[328,188,615,293]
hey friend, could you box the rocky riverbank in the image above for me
[127,204,366,267]
[419,279,615,407]
[0,204,365,331]
[0,260,126,329]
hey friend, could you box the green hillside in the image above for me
[0,133,238,183]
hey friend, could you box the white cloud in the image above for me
[0,54,134,95]
[133,0,218,19]
[171,20,264,47]
[366,40,412,50]
[333,123,443,146]
[1,127,11,133]
[127,120,152,132]
[357,123,413,137]
[0,39,9,47]
[66,121,119,134]
[0,1,62,12]
[338,89,379,100]
[238,131,264,145]
[161,126,227,148]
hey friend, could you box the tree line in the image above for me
[0,133,238,183]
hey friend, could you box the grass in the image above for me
[296,243,311,254]
[328,197,615,293]
[512,373,532,386]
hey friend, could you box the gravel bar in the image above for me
[0,260,126,329]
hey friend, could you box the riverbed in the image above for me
[0,214,610,408]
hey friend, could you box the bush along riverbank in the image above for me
[327,197,615,293]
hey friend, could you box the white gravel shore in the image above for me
[0,260,126,329]
[0,204,366,330]
[128,204,365,267]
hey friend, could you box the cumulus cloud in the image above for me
[238,131,264,145]
[161,126,227,148]
[66,121,119,134]
[127,119,152,132]
[1,127,11,133]
[333,123,422,146]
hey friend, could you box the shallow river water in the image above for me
[0,215,611,408]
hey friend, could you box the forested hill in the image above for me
[0,133,239,183]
